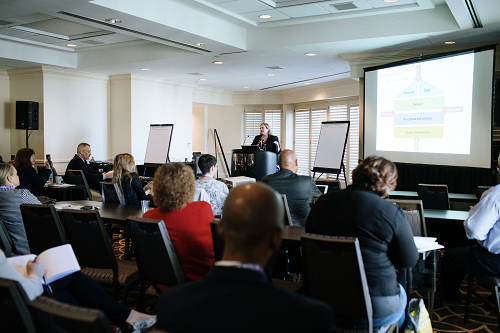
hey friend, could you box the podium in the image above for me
[231,149,277,181]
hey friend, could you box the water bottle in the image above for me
[49,172,54,185]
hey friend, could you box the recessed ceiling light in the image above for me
[243,86,249,89]
[259,14,272,19]
[200,78,206,81]
[67,44,77,47]
[304,83,310,85]
[305,53,316,56]
[141,68,149,71]
[445,41,456,44]
[384,0,398,2]
[195,43,205,46]
[266,74,274,76]
[213,61,223,64]
[105,18,121,23]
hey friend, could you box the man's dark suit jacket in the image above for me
[261,169,321,227]
[65,154,103,183]
[157,265,335,333]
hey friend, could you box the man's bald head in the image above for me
[220,183,284,254]
[278,149,298,173]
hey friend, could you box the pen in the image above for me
[33,257,38,263]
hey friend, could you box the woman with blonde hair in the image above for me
[251,122,281,153]
[112,153,152,206]
[0,163,41,255]
[143,163,215,290]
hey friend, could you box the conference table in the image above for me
[43,184,87,201]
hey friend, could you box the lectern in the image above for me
[231,149,277,180]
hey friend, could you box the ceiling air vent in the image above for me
[82,39,106,45]
[187,72,204,76]
[0,20,14,26]
[330,2,358,10]
[266,66,284,70]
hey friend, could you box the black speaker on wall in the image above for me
[16,101,39,130]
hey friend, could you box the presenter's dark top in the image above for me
[306,185,419,297]
[262,169,321,227]
[251,134,281,153]
[65,154,103,183]
[17,165,51,197]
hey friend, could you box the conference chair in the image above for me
[387,199,436,317]
[0,278,37,333]
[29,296,112,333]
[417,184,450,210]
[301,234,397,333]
[60,210,140,302]
[19,204,66,255]
[280,194,293,226]
[66,169,92,200]
[0,221,14,257]
[100,182,125,205]
[193,187,210,203]
[476,185,492,201]
[464,275,500,327]
[210,220,224,262]
[128,217,186,311]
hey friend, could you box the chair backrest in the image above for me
[66,169,92,200]
[0,278,37,333]
[280,194,293,226]
[19,204,66,255]
[477,185,492,201]
[128,217,186,286]
[0,221,14,257]
[210,220,224,261]
[417,183,450,210]
[193,188,210,203]
[29,296,111,333]
[59,210,116,270]
[301,234,373,333]
[387,199,427,237]
[100,182,125,205]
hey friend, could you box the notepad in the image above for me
[7,244,81,285]
[413,236,444,253]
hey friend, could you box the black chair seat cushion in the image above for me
[81,260,139,285]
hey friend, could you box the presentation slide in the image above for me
[376,53,473,154]
[364,47,494,169]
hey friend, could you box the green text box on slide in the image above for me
[394,126,444,138]
[394,96,445,112]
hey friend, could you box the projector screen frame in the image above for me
[363,44,496,169]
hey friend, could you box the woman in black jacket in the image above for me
[306,156,419,329]
[251,123,281,153]
[112,153,152,206]
[14,148,53,197]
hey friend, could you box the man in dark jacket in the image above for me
[262,149,321,227]
[156,183,335,333]
[65,143,111,190]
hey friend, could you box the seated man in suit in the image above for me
[156,182,335,333]
[65,143,112,190]
[262,149,321,227]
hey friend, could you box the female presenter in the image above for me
[251,123,281,153]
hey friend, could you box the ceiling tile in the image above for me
[22,18,102,36]
[216,0,272,14]
[277,4,330,18]
[239,9,291,22]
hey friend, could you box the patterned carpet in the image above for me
[114,238,500,332]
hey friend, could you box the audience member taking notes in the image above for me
[112,153,152,206]
[195,154,229,217]
[262,149,321,227]
[156,182,335,333]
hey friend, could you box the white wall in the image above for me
[8,67,44,163]
[130,75,195,164]
[0,70,11,160]
[42,67,110,173]
[110,74,132,158]
[206,104,244,178]
[192,105,206,153]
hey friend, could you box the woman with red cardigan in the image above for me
[143,163,215,290]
